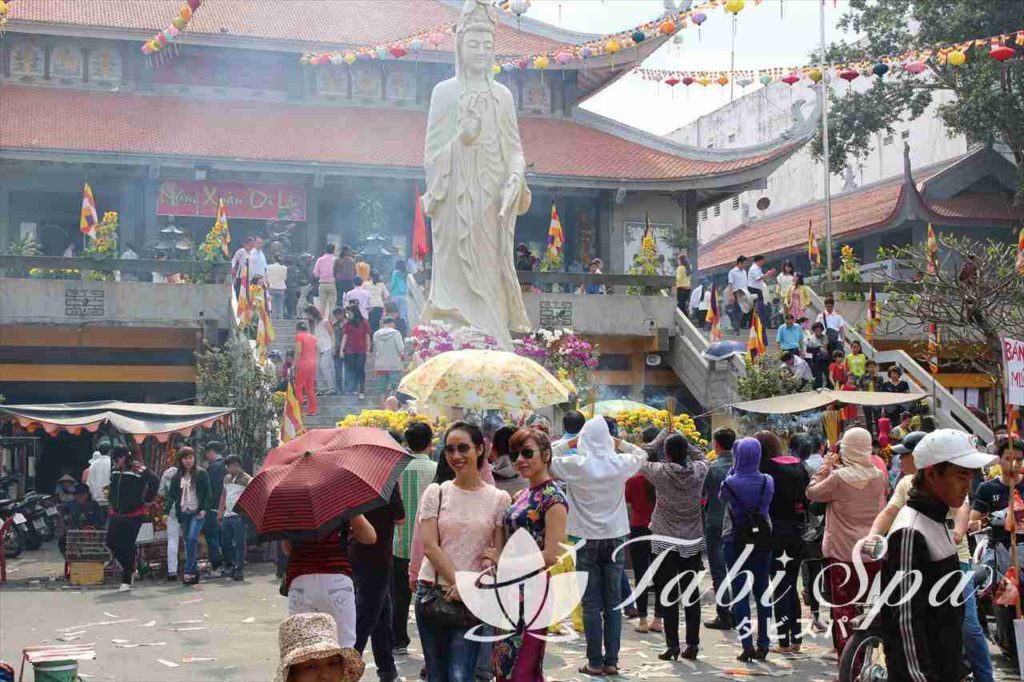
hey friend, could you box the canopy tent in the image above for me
[730,390,927,415]
[0,401,233,443]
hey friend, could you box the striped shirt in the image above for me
[393,452,437,560]
[641,458,709,558]
[285,531,352,590]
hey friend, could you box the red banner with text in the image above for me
[157,180,306,221]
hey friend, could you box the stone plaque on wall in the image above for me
[623,220,675,274]
[65,289,105,317]
[539,300,572,329]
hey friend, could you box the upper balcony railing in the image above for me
[0,255,232,282]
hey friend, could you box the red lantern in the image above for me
[665,77,680,87]
[781,73,800,86]
[717,74,729,86]
[839,68,859,82]
[156,33,168,47]
[991,44,1015,62]
[515,58,528,70]
[390,44,407,59]
[682,76,695,86]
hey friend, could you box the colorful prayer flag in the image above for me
[927,322,940,375]
[79,183,99,237]
[281,380,305,443]
[547,201,565,256]
[865,285,877,344]
[236,258,252,327]
[255,287,275,362]
[1016,224,1024,276]
[706,286,722,341]
[808,220,821,266]
[412,184,429,263]
[927,223,939,275]
[216,199,230,258]
[747,310,766,359]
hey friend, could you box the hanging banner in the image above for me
[1003,336,1024,407]
[157,180,307,220]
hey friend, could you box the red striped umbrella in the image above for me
[237,427,411,541]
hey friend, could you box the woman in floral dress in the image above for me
[485,428,568,682]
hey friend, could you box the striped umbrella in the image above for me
[236,427,411,541]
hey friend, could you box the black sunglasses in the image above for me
[510,448,538,462]
[444,443,473,455]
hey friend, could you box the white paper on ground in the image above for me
[157,659,179,668]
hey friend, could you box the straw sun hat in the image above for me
[275,613,364,682]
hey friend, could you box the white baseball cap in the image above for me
[913,428,998,471]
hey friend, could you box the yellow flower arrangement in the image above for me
[84,211,119,281]
[337,410,450,442]
[609,407,707,449]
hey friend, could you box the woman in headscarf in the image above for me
[756,431,810,653]
[719,437,774,662]
[805,426,886,658]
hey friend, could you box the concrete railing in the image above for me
[667,309,743,409]
[406,273,426,329]
[805,288,993,442]
[0,255,232,282]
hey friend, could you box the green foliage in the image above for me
[195,334,278,471]
[838,244,865,301]
[356,195,389,242]
[814,0,1024,199]
[3,233,41,257]
[736,353,806,401]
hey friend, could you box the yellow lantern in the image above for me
[725,0,745,13]
[492,63,502,75]
[604,38,620,54]
[343,51,357,65]
[808,68,823,83]
[698,76,712,87]
[533,54,549,70]
[947,50,967,67]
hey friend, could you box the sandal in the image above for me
[603,666,620,676]
[577,665,605,676]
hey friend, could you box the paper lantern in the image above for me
[172,16,187,30]
[632,30,646,44]
[318,54,331,66]
[161,29,175,42]
[738,77,753,87]
[141,44,152,55]
[534,55,549,70]
[357,51,372,61]
[782,72,800,86]
[409,39,423,54]
[665,77,680,87]
[717,74,729,86]
[492,64,501,75]
[502,62,515,72]
[371,46,384,59]
[556,51,572,66]
[344,51,357,65]
[156,33,168,47]
[509,0,529,16]
[838,68,859,82]
[660,19,677,36]
[947,50,966,67]
[692,11,707,25]
[179,5,192,20]
[904,60,926,74]
[682,76,695,86]
[167,26,180,38]
[605,38,620,54]
[329,53,343,66]
[807,68,823,83]
[672,34,685,45]
[187,0,202,10]
[581,46,593,59]
[725,0,745,14]
[427,32,445,49]
[698,76,712,87]
[991,44,1015,62]
[390,45,407,59]
[759,74,771,85]
[872,62,889,77]
[300,55,311,65]
[515,58,528,70]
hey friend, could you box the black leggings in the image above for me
[653,551,703,649]
[106,514,144,585]
[627,527,662,619]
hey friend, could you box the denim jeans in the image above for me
[414,583,480,682]
[201,510,223,568]
[180,512,204,576]
[705,524,731,620]
[576,536,626,668]
[724,536,773,652]
[220,515,246,572]
[771,522,805,647]
[961,561,994,682]
[270,289,285,319]
[354,562,397,681]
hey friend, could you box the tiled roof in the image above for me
[0,84,801,182]
[8,0,563,55]
[928,194,1024,221]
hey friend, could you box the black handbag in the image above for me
[725,478,773,550]
[420,485,479,629]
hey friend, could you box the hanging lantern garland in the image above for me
[634,27,1024,91]
[0,0,11,35]
[141,0,204,65]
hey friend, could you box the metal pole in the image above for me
[730,16,737,102]
[819,0,834,280]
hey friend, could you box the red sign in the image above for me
[157,180,306,221]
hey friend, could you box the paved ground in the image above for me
[0,557,1016,681]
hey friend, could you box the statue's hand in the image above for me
[460,112,482,146]
[498,174,522,220]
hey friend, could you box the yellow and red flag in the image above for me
[236,258,252,327]
[747,310,766,359]
[80,183,99,237]
[1016,224,1024,276]
[216,198,230,258]
[547,201,565,256]
[926,223,939,275]
[808,220,821,266]
[411,184,429,263]
[255,288,275,362]
[865,285,877,344]
[706,286,722,342]
[281,380,305,443]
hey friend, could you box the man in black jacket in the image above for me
[106,445,159,592]
[880,429,996,682]
[203,441,227,574]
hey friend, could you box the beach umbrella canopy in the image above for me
[237,427,411,541]
[397,349,569,410]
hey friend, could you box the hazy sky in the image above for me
[524,0,855,135]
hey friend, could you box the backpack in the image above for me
[724,477,772,550]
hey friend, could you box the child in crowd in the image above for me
[844,340,867,382]
[828,350,847,389]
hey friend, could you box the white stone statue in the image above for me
[420,0,532,348]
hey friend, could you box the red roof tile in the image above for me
[0,85,799,182]
[928,194,1024,221]
[8,0,563,55]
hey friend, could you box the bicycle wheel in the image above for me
[838,630,887,682]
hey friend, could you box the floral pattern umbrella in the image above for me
[397,349,570,410]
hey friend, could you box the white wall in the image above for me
[666,81,970,244]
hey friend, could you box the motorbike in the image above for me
[21,492,54,544]
[0,476,28,559]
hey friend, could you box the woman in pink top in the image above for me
[415,422,510,682]
[805,427,886,657]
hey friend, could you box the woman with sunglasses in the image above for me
[485,428,568,682]
[416,422,511,682]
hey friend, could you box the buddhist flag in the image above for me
[79,183,99,237]
[926,223,939,275]
[547,201,565,255]
[808,220,821,266]
[216,199,231,258]
[747,310,766,359]
[1016,224,1024,276]
[411,184,429,263]
[281,380,305,442]
[927,322,940,375]
[255,291,275,362]
[865,285,877,344]
[706,286,722,341]
[236,258,252,327]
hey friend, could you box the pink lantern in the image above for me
[515,58,528,70]
[141,44,152,55]
[904,60,926,74]
[168,26,180,38]
[556,51,572,66]
[682,75,695,86]
[781,73,800,86]
[839,68,859,82]
[427,32,445,49]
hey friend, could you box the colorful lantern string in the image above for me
[141,0,204,64]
